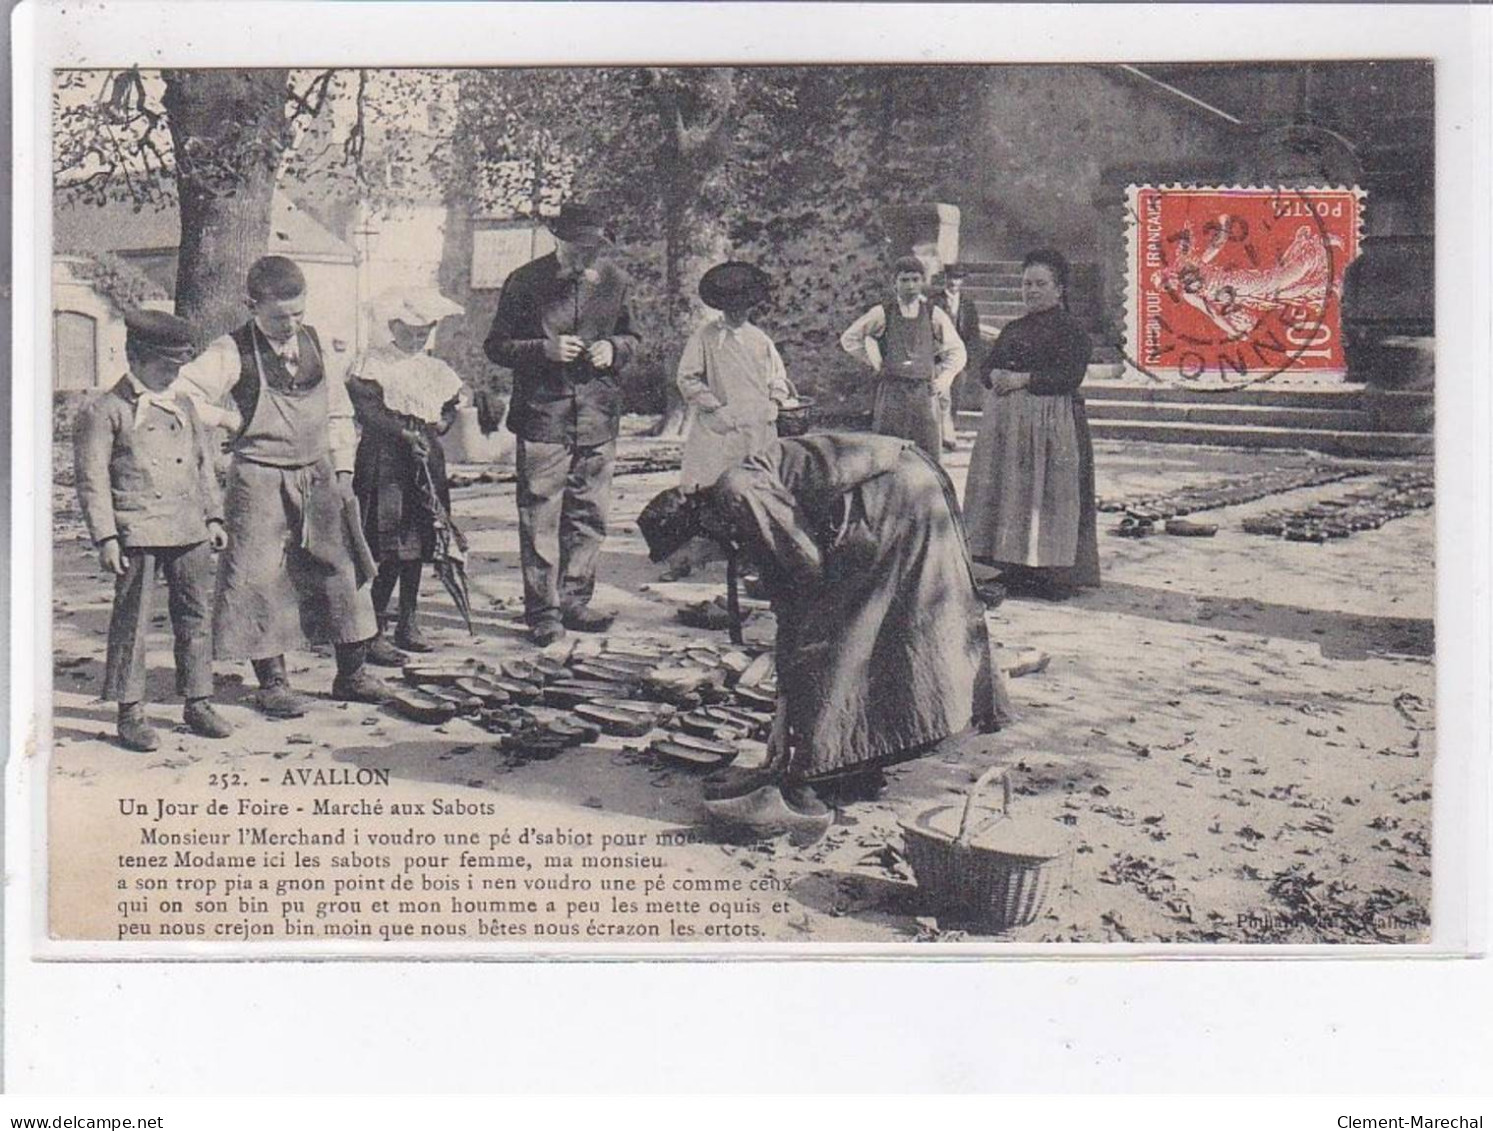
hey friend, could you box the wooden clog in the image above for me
[488,676,543,704]
[569,660,644,687]
[704,704,771,735]
[548,717,602,746]
[453,677,511,707]
[541,679,630,708]
[530,656,571,683]
[733,685,776,711]
[653,732,738,769]
[389,688,458,725]
[501,658,538,683]
[426,687,485,715]
[572,703,657,738]
[676,710,737,740]
[736,652,775,690]
[403,659,493,687]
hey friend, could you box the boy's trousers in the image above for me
[101,541,215,703]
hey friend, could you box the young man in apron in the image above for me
[839,256,966,463]
[178,256,384,718]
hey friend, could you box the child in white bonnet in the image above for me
[347,287,467,663]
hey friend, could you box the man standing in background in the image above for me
[932,263,984,451]
[483,202,641,647]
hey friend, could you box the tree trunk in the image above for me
[651,185,693,437]
[162,69,289,345]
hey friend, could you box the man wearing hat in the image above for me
[677,261,792,491]
[932,264,984,451]
[840,256,967,462]
[73,309,233,751]
[663,261,792,579]
[483,201,641,647]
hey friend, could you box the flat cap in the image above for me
[124,308,197,362]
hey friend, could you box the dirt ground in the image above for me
[47,423,1435,945]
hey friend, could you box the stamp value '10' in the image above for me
[1126,185,1365,383]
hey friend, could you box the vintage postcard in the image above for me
[18,31,1480,960]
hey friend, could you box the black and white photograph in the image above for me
[35,56,1453,948]
[8,0,1493,1106]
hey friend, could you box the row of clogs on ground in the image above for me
[1098,466,1369,521]
[1240,475,1434,542]
[388,641,779,766]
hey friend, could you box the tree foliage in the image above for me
[53,63,988,408]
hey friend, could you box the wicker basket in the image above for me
[899,767,1068,931]
[775,377,815,438]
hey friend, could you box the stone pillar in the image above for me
[880,203,961,279]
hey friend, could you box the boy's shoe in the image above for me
[117,703,160,753]
[561,606,615,633]
[366,633,408,668]
[393,618,434,653]
[256,683,312,719]
[184,699,234,739]
[530,621,567,648]
[331,669,390,704]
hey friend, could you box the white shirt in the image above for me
[839,298,967,391]
[176,328,358,474]
[676,318,792,423]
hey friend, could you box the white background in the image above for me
[8,1,1492,1095]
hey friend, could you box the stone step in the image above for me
[1080,383,1432,431]
[1082,400,1376,431]
[1084,419,1432,458]
[962,284,1023,301]
[1084,383,1366,407]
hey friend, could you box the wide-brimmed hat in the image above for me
[637,487,706,562]
[698,261,770,311]
[124,308,197,364]
[371,286,464,328]
[548,201,612,246]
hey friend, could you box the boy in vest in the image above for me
[839,256,966,461]
[73,309,234,751]
[177,256,385,717]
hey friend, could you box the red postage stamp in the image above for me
[1126,186,1364,382]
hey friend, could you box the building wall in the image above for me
[279,258,360,382]
[51,258,175,390]
[955,65,1243,265]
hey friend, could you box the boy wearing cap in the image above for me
[73,309,233,751]
[932,264,984,451]
[483,201,641,647]
[840,256,967,462]
[177,255,385,717]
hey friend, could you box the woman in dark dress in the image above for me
[639,432,1013,839]
[348,290,465,664]
[963,249,1100,597]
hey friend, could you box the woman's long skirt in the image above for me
[775,447,1013,782]
[352,427,449,562]
[963,388,1099,589]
